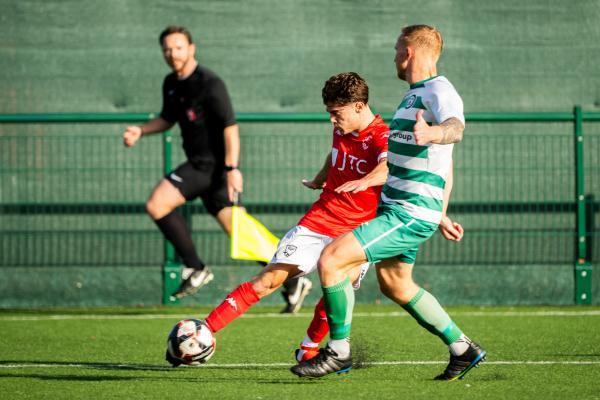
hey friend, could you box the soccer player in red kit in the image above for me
[167,72,390,364]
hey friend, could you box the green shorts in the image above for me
[352,202,438,264]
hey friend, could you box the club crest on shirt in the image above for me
[404,94,417,109]
[361,135,372,150]
[186,108,197,121]
[283,245,297,257]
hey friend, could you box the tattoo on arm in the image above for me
[439,118,464,144]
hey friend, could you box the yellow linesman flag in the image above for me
[230,205,279,263]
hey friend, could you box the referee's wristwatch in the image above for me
[224,165,238,171]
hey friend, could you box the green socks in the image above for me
[322,277,355,340]
[402,288,463,345]
[322,280,462,348]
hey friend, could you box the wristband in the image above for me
[224,165,238,171]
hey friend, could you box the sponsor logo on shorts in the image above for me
[357,265,368,283]
[169,173,183,183]
[283,245,297,257]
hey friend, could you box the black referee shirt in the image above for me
[160,64,236,168]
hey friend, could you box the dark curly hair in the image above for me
[322,72,369,106]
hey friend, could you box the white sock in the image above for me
[327,338,350,358]
[449,334,471,356]
[301,335,318,348]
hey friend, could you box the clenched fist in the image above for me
[123,126,143,147]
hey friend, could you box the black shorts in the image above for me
[165,161,233,216]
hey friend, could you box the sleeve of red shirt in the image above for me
[374,125,389,163]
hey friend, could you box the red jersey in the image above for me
[298,115,389,237]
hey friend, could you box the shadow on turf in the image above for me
[0,360,172,371]
[0,360,315,384]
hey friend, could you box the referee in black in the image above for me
[123,26,309,311]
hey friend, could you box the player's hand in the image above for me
[335,179,369,193]
[302,179,325,190]
[123,126,143,147]
[413,110,440,145]
[227,169,243,202]
[438,215,464,241]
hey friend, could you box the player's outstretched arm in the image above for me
[123,117,174,147]
[302,152,331,190]
[334,158,388,194]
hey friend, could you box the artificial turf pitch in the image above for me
[1,305,599,399]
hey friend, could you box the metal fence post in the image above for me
[162,129,181,305]
[574,106,592,304]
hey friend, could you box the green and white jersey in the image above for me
[383,75,464,225]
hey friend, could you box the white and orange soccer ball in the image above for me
[166,319,216,366]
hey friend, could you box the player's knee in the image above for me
[145,198,159,218]
[146,197,171,220]
[318,244,342,273]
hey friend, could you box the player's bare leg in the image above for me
[291,232,366,377]
[295,263,366,362]
[146,179,186,220]
[204,262,305,332]
[318,232,367,286]
[215,206,311,313]
[377,259,486,381]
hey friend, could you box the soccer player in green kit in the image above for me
[292,25,486,381]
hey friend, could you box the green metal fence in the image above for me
[0,108,598,306]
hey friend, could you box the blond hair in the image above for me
[400,25,443,60]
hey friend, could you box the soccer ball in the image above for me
[165,319,216,366]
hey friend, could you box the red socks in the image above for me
[205,282,260,333]
[306,297,330,343]
[205,283,330,343]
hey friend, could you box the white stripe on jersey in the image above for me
[377,151,388,162]
[386,176,444,200]
[387,152,428,172]
[381,193,443,224]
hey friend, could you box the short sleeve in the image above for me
[159,77,177,123]
[373,128,389,163]
[426,81,465,125]
[206,77,236,127]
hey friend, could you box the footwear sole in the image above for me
[291,365,352,379]
[450,351,487,381]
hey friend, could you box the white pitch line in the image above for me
[1,360,600,369]
[1,310,600,321]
